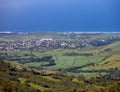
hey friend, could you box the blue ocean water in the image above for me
[0,0,120,32]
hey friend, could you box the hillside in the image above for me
[0,60,94,92]
[82,42,120,71]
[0,60,120,92]
[0,61,37,92]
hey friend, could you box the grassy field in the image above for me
[22,48,105,70]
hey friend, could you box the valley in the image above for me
[0,32,120,92]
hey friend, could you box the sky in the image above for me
[0,0,120,32]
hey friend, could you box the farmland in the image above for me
[0,32,120,77]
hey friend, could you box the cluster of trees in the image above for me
[0,52,56,66]
[90,37,120,46]
[64,52,93,56]
[19,55,56,66]
[66,63,120,79]
[66,63,95,72]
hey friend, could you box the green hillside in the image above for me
[0,60,120,92]
[82,42,120,71]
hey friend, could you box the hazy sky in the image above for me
[0,0,120,32]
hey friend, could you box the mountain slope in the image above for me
[82,42,120,70]
[0,60,92,92]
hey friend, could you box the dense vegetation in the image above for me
[0,60,120,92]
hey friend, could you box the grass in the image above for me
[72,77,80,83]
[29,83,51,92]
[18,78,26,84]
[25,62,41,67]
[82,54,120,70]
[66,72,98,78]
[43,76,60,82]
[42,55,104,70]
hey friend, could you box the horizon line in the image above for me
[0,31,120,34]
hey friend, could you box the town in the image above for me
[0,32,120,52]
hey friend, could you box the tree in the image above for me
[49,59,55,66]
